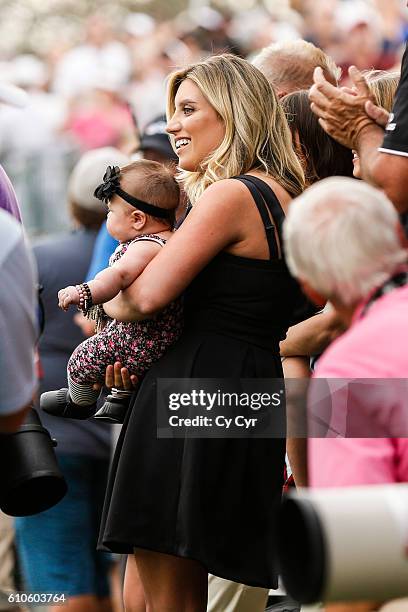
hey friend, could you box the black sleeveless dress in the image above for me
[98,176,309,588]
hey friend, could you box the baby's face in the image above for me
[106,196,136,242]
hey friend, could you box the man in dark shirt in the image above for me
[380,45,408,158]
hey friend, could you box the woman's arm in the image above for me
[280,310,345,358]
[103,179,251,321]
[283,357,310,488]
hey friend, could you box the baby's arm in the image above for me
[90,240,161,302]
[58,240,161,311]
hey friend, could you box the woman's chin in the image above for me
[177,156,199,172]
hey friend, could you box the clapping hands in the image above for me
[309,65,387,149]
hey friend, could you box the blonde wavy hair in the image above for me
[166,53,305,205]
[363,70,400,112]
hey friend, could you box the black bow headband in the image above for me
[94,165,172,220]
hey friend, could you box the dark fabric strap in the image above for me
[240,175,286,249]
[175,202,192,229]
[233,176,278,260]
[232,175,280,260]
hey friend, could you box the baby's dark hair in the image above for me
[120,159,179,226]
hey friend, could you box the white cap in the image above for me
[68,147,130,210]
[189,7,224,31]
[124,13,156,37]
[336,1,381,33]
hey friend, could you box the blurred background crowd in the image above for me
[1,2,408,611]
[0,0,407,237]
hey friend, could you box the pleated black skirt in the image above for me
[98,330,285,588]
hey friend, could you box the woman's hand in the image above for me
[93,362,138,392]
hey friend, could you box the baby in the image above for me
[41,160,182,423]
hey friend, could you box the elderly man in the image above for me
[309,35,408,215]
[253,39,340,98]
[284,177,408,612]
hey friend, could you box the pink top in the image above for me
[66,105,133,151]
[309,285,408,488]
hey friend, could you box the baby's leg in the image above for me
[67,375,100,407]
[67,329,117,406]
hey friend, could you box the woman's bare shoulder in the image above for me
[190,177,256,221]
[196,177,253,202]
[190,173,293,225]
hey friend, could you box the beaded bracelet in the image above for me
[75,282,93,314]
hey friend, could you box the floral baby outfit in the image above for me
[68,234,183,385]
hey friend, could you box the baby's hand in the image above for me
[58,286,80,311]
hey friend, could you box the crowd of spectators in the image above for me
[1,1,408,611]
[1,0,407,236]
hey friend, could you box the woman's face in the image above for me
[166,78,226,172]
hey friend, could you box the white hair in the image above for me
[284,177,407,305]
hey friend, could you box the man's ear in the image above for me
[131,210,147,230]
[299,278,326,308]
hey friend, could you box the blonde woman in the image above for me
[98,54,307,611]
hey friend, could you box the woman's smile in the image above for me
[175,138,191,151]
